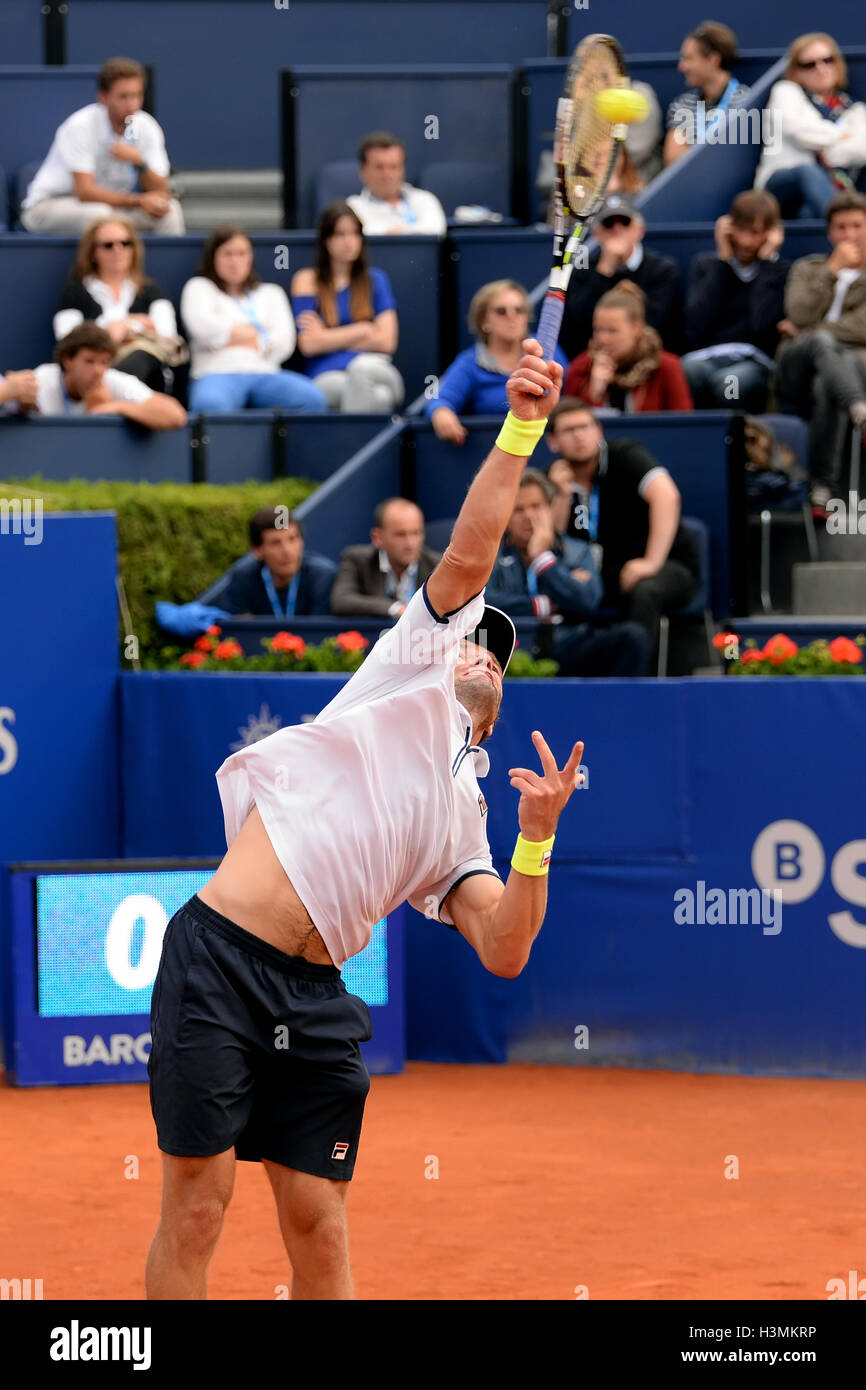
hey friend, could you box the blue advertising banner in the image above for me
[120,672,866,1077]
[3,862,404,1085]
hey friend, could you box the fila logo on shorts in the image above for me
[331,1142,350,1161]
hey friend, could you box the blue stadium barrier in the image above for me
[0,67,101,212]
[1,0,44,64]
[0,511,120,863]
[735,619,866,646]
[284,65,516,227]
[567,2,866,51]
[294,417,406,560]
[0,416,193,482]
[115,668,866,1075]
[0,232,440,404]
[403,414,742,616]
[66,1,549,169]
[200,412,389,485]
[0,167,7,231]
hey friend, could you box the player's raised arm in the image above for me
[424,339,562,618]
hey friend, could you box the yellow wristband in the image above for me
[511,831,555,876]
[495,411,547,457]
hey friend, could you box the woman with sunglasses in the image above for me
[426,279,568,444]
[755,33,866,219]
[53,217,181,392]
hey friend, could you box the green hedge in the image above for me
[0,476,315,658]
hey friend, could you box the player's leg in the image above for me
[145,1149,236,1300]
[262,1161,353,1300]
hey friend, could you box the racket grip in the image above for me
[536,291,565,364]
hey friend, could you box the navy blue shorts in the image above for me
[148,894,373,1180]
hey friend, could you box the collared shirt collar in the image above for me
[454,700,492,778]
[379,548,419,602]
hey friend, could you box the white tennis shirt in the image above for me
[215,583,500,964]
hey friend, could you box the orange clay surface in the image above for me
[1,1062,864,1301]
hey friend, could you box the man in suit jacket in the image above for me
[331,498,440,618]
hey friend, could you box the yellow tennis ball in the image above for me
[594,87,650,125]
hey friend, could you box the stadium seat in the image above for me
[422,516,456,553]
[657,515,715,677]
[0,167,7,231]
[418,161,506,218]
[751,414,818,613]
[314,160,363,219]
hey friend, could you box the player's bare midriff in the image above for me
[196,804,334,965]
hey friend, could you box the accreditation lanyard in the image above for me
[261,567,300,617]
[59,377,74,416]
[573,485,599,541]
[238,292,269,346]
[697,77,738,140]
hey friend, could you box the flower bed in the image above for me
[713,630,865,675]
[149,627,559,677]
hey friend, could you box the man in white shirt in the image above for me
[21,56,184,235]
[776,191,866,511]
[0,323,187,429]
[346,131,446,237]
[145,340,584,1302]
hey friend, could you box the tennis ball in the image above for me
[594,87,650,125]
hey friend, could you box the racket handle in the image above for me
[536,290,565,364]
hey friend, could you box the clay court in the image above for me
[2,1062,864,1301]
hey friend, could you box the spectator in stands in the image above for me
[180,227,326,413]
[346,132,446,237]
[53,217,184,394]
[607,146,646,198]
[544,398,700,645]
[558,195,683,359]
[776,191,866,513]
[0,323,186,428]
[428,280,568,444]
[485,470,649,677]
[622,81,663,186]
[291,202,404,413]
[331,499,439,618]
[155,508,336,638]
[755,33,866,219]
[564,282,693,413]
[664,21,750,167]
[20,57,184,235]
[682,190,789,411]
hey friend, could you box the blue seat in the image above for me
[315,161,363,220]
[751,414,818,614]
[418,160,505,217]
[0,166,7,231]
[423,515,456,553]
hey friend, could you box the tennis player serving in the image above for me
[146,338,583,1301]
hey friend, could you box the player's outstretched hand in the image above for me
[509,731,584,842]
[506,338,563,422]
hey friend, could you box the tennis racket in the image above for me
[535,33,629,363]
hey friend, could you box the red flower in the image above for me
[828,636,862,664]
[214,639,243,660]
[180,651,207,668]
[193,634,214,652]
[336,631,369,652]
[270,631,306,656]
[206,625,222,637]
[740,649,764,664]
[762,633,798,665]
[712,631,738,650]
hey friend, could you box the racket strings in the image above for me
[562,40,624,215]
